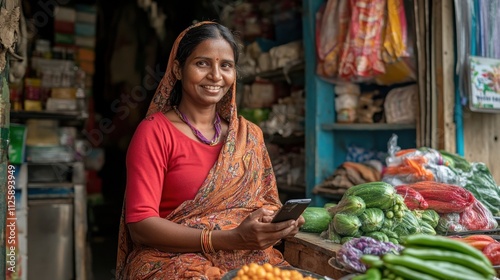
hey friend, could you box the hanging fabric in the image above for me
[337,0,387,79]
[315,0,350,81]
[382,0,408,63]
[315,0,419,83]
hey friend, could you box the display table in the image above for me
[283,232,349,279]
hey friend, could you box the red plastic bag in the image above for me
[394,185,428,210]
[459,199,498,230]
[402,181,475,213]
[483,242,500,265]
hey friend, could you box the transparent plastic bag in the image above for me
[436,213,467,234]
[383,138,464,186]
[459,199,498,231]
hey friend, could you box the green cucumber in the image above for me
[329,195,366,216]
[361,255,384,268]
[300,207,332,233]
[352,268,382,280]
[403,248,495,277]
[384,264,439,280]
[345,182,396,210]
[383,254,484,280]
[403,234,493,267]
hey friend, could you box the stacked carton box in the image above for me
[75,4,97,80]
[53,4,96,91]
[54,6,76,47]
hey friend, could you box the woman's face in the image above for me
[175,38,236,107]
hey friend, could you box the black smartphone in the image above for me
[271,198,311,223]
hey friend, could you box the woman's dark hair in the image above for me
[169,23,240,106]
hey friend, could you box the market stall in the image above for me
[280,146,500,279]
[220,0,500,278]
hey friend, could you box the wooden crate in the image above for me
[283,232,349,279]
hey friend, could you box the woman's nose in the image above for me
[208,66,222,81]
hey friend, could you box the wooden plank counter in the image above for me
[283,232,349,279]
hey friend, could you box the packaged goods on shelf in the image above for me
[8,124,27,164]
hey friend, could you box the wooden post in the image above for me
[435,0,456,151]
[0,41,9,280]
[0,1,9,277]
[1,0,16,277]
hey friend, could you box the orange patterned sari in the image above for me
[115,21,286,280]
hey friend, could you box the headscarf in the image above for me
[115,21,285,280]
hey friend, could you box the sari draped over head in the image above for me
[115,21,286,280]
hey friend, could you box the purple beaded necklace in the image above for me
[173,106,222,146]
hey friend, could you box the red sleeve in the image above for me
[125,117,167,223]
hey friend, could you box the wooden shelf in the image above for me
[27,182,75,188]
[10,110,87,121]
[277,182,306,194]
[27,161,79,165]
[265,133,305,146]
[312,190,344,202]
[321,123,416,131]
[239,62,305,84]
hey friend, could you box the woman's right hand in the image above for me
[230,208,298,250]
[128,209,300,253]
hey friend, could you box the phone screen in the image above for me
[271,198,311,223]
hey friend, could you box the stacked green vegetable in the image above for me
[300,207,333,233]
[353,234,496,280]
[326,182,439,244]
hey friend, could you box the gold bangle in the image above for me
[207,229,216,253]
[201,228,209,254]
[200,228,216,254]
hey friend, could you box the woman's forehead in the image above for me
[190,38,235,61]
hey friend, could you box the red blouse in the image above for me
[125,112,223,223]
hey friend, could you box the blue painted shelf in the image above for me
[302,0,417,207]
[322,123,416,131]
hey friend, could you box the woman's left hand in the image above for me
[261,213,305,238]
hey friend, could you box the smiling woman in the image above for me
[171,37,236,139]
[115,21,306,280]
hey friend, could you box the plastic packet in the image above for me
[394,185,428,210]
[338,0,386,79]
[404,181,476,213]
[384,157,435,184]
[382,0,409,62]
[459,199,498,231]
[424,164,467,187]
[436,213,467,234]
[315,0,350,80]
[386,134,402,166]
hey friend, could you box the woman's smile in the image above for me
[201,85,223,93]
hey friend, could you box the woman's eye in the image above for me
[196,61,209,67]
[222,62,234,68]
